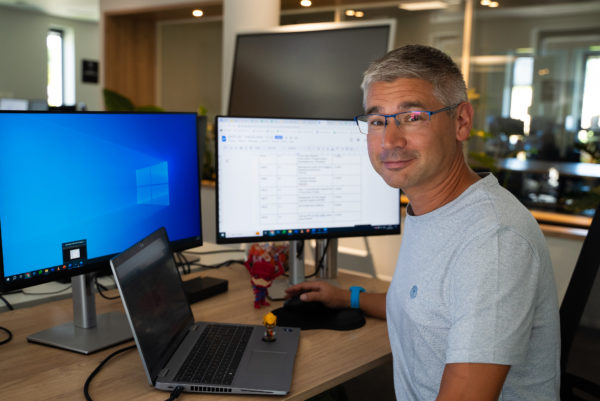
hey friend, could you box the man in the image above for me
[286,45,560,400]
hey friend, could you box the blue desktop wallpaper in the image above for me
[0,112,201,277]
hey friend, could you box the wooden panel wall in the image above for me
[104,14,156,107]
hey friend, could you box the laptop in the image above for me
[110,227,300,395]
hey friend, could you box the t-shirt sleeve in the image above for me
[445,226,540,365]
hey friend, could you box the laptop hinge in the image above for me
[159,368,170,378]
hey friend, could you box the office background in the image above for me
[0,0,599,331]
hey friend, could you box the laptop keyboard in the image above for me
[174,324,253,385]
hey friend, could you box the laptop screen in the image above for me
[111,228,194,383]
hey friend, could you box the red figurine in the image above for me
[245,243,287,308]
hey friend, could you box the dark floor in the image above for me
[566,326,600,400]
[343,359,395,401]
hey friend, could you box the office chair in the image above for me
[560,203,600,400]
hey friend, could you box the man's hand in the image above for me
[286,281,387,319]
[285,281,351,309]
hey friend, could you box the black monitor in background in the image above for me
[0,111,204,354]
[215,116,401,283]
[228,20,395,119]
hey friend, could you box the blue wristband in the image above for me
[350,286,365,309]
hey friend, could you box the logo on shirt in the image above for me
[410,285,418,299]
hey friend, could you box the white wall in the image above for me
[0,6,101,110]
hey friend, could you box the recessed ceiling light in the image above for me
[300,0,312,7]
[355,11,365,18]
[192,9,204,17]
[345,9,356,16]
[398,1,448,11]
[488,1,499,7]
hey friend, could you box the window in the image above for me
[580,54,600,130]
[510,56,534,135]
[47,29,64,107]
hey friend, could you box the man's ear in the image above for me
[455,102,474,142]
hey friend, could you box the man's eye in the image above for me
[368,117,385,127]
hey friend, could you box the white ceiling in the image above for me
[0,0,100,21]
[0,0,597,23]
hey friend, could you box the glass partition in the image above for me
[468,2,600,219]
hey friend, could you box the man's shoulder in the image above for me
[461,173,536,228]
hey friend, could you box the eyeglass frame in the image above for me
[353,103,462,135]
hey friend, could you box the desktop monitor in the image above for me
[228,20,395,119]
[0,111,203,353]
[215,116,400,281]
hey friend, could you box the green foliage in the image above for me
[562,185,600,214]
[103,89,134,111]
[468,151,498,174]
[575,141,600,163]
[102,88,164,112]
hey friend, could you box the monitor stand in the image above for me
[27,273,132,354]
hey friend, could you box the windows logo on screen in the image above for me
[136,161,170,206]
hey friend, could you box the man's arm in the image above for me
[436,363,510,401]
[285,281,386,319]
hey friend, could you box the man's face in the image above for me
[365,78,462,194]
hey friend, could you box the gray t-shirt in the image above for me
[386,173,560,400]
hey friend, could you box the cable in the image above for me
[0,294,14,311]
[165,385,184,401]
[184,249,246,256]
[83,344,136,401]
[175,252,192,275]
[198,259,245,269]
[94,275,120,300]
[305,239,330,279]
[0,326,13,345]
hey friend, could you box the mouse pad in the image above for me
[272,300,366,331]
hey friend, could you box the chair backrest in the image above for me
[559,203,600,374]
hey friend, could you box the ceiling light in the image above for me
[345,9,355,16]
[300,0,312,7]
[398,1,448,11]
[192,9,203,17]
[355,11,365,17]
[488,1,499,7]
[480,0,491,5]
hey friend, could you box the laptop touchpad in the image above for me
[248,350,288,374]
[238,350,292,389]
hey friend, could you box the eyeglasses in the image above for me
[354,103,462,135]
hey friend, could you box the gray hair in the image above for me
[361,44,468,109]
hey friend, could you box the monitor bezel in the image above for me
[214,115,401,245]
[0,110,203,293]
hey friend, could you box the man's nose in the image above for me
[381,116,407,149]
